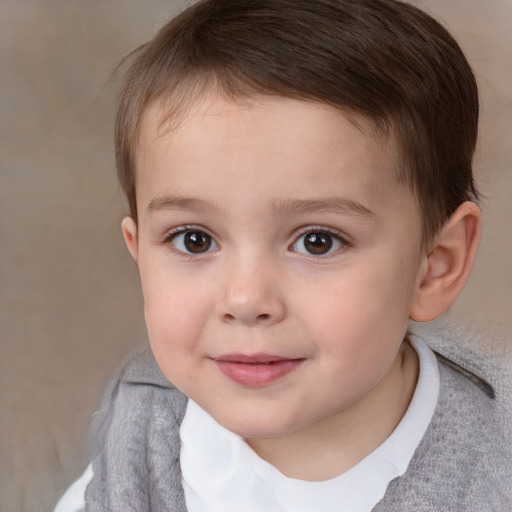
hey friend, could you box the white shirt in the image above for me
[54,464,93,512]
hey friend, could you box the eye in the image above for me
[169,229,219,254]
[291,230,346,256]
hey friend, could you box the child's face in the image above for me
[125,95,426,439]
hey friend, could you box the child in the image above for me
[56,0,512,510]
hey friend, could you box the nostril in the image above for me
[222,312,272,323]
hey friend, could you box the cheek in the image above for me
[139,262,212,368]
[300,255,416,359]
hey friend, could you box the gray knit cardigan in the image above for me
[85,323,512,511]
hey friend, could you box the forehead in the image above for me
[137,92,393,155]
[134,94,412,220]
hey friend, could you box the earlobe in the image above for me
[409,201,482,322]
[121,216,139,263]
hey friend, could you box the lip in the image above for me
[212,353,305,386]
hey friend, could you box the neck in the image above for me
[246,340,419,481]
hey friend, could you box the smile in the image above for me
[212,354,305,386]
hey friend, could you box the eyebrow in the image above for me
[146,194,375,218]
[146,195,217,215]
[268,197,375,218]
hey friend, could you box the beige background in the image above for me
[1,1,510,511]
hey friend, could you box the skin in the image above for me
[122,94,481,481]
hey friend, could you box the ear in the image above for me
[121,216,139,263]
[409,201,482,322]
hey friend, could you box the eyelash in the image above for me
[291,226,349,257]
[162,225,349,257]
[163,225,208,242]
[163,225,218,256]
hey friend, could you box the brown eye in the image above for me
[171,230,218,254]
[292,230,345,256]
[304,232,333,254]
[184,231,212,253]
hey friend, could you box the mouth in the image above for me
[211,353,305,386]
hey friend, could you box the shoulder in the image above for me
[426,358,511,510]
[85,349,188,511]
[376,322,512,512]
[419,321,512,490]
[412,320,512,438]
[90,348,188,457]
[56,350,189,512]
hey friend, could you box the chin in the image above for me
[213,409,300,439]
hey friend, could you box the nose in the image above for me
[216,257,286,326]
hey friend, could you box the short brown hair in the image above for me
[115,0,479,242]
